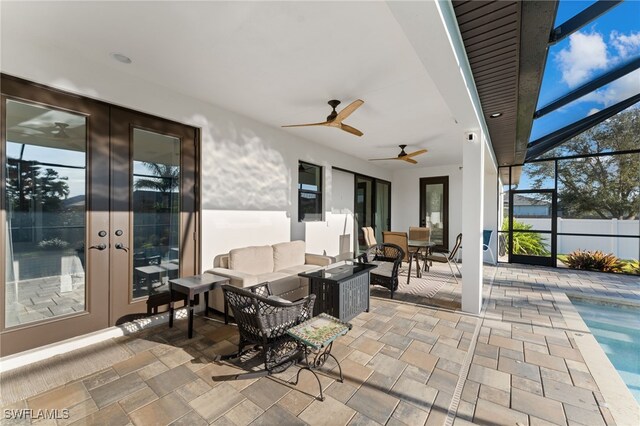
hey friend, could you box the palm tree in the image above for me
[133,162,179,193]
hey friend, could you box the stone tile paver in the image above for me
[347,385,399,425]
[473,398,528,426]
[511,387,566,424]
[4,264,635,426]
[129,393,191,425]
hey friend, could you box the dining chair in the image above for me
[362,226,377,248]
[409,226,431,271]
[408,226,430,242]
[426,233,462,283]
[483,230,496,265]
[382,231,420,283]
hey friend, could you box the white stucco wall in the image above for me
[391,164,463,250]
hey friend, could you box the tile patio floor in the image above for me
[1,264,638,425]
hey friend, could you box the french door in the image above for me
[419,176,449,250]
[110,108,197,322]
[1,75,198,355]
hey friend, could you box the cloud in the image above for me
[581,69,640,107]
[610,30,640,59]
[587,108,600,116]
[555,32,608,87]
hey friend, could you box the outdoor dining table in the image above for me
[408,239,436,277]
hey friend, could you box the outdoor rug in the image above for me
[370,263,457,304]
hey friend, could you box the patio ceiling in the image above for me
[1,1,482,169]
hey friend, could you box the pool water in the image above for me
[570,298,640,403]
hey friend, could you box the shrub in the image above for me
[564,249,624,273]
[502,218,550,256]
[623,260,640,275]
[38,238,69,250]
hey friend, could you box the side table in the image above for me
[287,313,352,401]
[169,273,230,338]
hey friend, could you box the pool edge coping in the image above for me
[552,290,640,425]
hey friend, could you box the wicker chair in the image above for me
[358,243,404,299]
[221,283,315,378]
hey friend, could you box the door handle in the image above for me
[115,243,129,252]
[90,243,107,251]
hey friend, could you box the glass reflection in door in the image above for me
[355,176,373,253]
[419,176,449,249]
[375,180,391,243]
[4,100,86,327]
[132,129,180,299]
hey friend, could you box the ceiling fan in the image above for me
[282,99,364,136]
[51,122,70,138]
[369,144,428,164]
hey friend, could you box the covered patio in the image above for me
[1,0,639,424]
[1,264,638,425]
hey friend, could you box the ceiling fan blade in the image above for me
[334,99,364,123]
[405,149,428,158]
[282,121,330,128]
[401,157,418,164]
[368,157,399,161]
[340,123,363,137]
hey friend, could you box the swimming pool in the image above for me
[570,297,640,403]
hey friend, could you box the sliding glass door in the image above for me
[354,174,391,254]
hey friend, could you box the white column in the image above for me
[462,131,484,314]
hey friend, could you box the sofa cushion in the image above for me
[229,245,274,275]
[255,272,290,285]
[273,241,306,271]
[214,254,229,268]
[278,264,322,275]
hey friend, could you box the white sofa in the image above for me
[205,240,334,313]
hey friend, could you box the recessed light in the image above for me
[110,53,132,64]
[489,112,502,118]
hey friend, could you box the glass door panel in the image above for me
[509,189,556,267]
[355,176,373,254]
[4,101,87,327]
[375,180,391,243]
[419,176,449,249]
[1,77,110,356]
[132,129,181,299]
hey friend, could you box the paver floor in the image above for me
[1,264,638,425]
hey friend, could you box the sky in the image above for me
[530,0,640,142]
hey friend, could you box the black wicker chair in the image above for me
[358,243,404,299]
[221,283,315,378]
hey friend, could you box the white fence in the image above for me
[518,218,639,260]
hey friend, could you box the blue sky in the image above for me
[530,0,640,142]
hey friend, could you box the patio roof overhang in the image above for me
[453,0,558,173]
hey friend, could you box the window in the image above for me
[298,161,322,221]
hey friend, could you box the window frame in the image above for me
[298,160,323,222]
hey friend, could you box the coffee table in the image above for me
[168,273,230,338]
